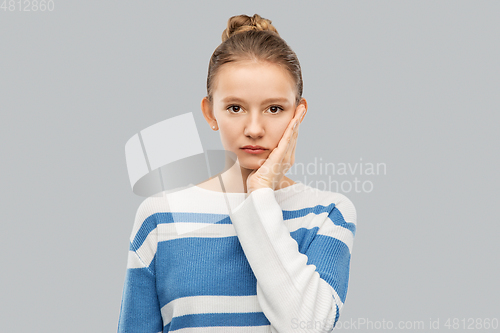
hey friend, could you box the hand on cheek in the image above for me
[246,106,306,194]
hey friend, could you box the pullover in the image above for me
[117,181,357,332]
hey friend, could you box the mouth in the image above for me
[241,147,267,154]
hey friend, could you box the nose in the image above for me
[243,114,265,138]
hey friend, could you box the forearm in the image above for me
[230,188,341,332]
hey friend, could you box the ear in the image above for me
[201,96,216,125]
[296,98,308,122]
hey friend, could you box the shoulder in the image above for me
[131,184,201,233]
[297,183,357,225]
[129,192,171,241]
[305,186,357,239]
[326,191,357,225]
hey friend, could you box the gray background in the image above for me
[1,0,499,332]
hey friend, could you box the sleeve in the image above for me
[117,201,163,333]
[229,188,357,333]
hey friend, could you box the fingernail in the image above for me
[293,120,297,129]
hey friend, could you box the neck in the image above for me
[217,159,251,193]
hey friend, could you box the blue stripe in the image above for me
[327,205,356,235]
[131,212,232,250]
[289,216,353,304]
[155,236,258,307]
[167,312,270,331]
[334,303,340,327]
[290,227,352,303]
[283,203,356,235]
[118,266,163,333]
[130,213,158,251]
[131,202,355,251]
[305,234,351,303]
[290,227,319,253]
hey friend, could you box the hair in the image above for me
[206,14,303,107]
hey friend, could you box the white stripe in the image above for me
[285,212,354,253]
[132,187,354,264]
[134,227,158,267]
[157,223,237,241]
[131,184,354,240]
[130,193,168,241]
[328,192,357,224]
[160,295,263,325]
[280,188,357,226]
[171,326,272,333]
[317,222,354,254]
[155,218,352,254]
[127,250,146,269]
[131,217,351,268]
[132,184,353,239]
[166,188,245,214]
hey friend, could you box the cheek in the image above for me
[270,123,290,146]
[219,125,238,145]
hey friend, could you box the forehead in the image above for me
[213,60,295,102]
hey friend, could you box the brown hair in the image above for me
[206,14,303,107]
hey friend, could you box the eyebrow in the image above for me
[221,96,291,105]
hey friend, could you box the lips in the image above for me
[241,145,267,150]
[241,145,267,155]
[241,148,266,154]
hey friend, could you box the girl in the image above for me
[118,14,357,333]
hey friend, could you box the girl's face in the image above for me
[203,60,306,171]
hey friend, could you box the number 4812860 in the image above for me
[444,318,498,330]
[1,0,55,11]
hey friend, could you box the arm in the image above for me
[117,203,163,333]
[229,188,357,333]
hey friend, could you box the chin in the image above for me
[236,152,268,170]
[241,163,260,171]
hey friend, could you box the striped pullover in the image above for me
[117,181,357,332]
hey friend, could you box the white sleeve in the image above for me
[229,187,356,333]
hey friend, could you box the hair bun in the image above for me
[222,14,279,42]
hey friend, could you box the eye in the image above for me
[267,105,284,114]
[227,105,242,113]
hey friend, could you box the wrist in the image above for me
[247,185,273,195]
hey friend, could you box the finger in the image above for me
[294,105,306,122]
[270,113,301,170]
[285,121,299,166]
[284,115,301,154]
[289,125,299,165]
[273,117,297,159]
[289,106,304,156]
[265,109,303,180]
